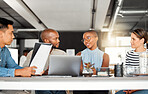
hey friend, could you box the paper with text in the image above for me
[30,44,52,74]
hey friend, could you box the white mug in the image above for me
[66,49,75,56]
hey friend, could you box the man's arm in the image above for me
[102,53,109,67]
[6,49,38,77]
[0,67,36,77]
[1,53,36,77]
[0,67,15,77]
[15,66,37,77]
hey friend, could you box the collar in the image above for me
[0,46,5,52]
[87,48,99,53]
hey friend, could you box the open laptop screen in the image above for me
[48,55,81,77]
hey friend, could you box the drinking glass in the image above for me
[139,52,148,74]
[124,66,139,77]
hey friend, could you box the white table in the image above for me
[0,76,148,90]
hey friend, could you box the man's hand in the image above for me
[15,66,37,77]
[36,66,49,76]
[35,70,45,76]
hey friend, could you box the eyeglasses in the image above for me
[81,36,96,43]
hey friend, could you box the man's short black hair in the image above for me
[0,17,14,29]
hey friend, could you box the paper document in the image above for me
[30,43,52,74]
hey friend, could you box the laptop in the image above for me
[48,55,82,77]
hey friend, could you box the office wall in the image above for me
[58,32,86,54]
[8,48,18,64]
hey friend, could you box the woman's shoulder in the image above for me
[76,48,88,56]
[126,50,137,57]
[4,47,12,54]
[126,50,134,54]
[81,48,88,53]
[52,49,66,55]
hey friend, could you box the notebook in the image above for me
[48,55,82,77]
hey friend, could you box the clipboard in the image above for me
[30,42,52,74]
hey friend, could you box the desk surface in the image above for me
[0,76,148,90]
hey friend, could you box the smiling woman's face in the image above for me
[83,32,98,50]
[130,33,143,49]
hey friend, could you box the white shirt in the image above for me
[19,55,27,67]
